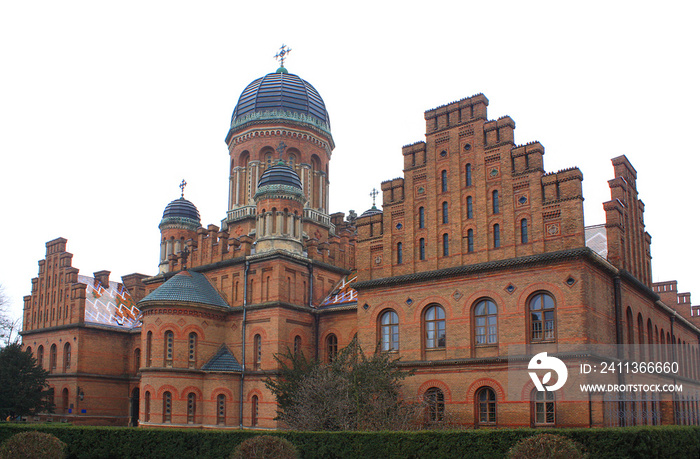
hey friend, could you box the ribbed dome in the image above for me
[360,206,382,217]
[231,72,330,127]
[258,161,302,189]
[162,197,200,222]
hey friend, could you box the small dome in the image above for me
[258,161,302,189]
[231,72,330,128]
[360,205,382,217]
[162,197,201,222]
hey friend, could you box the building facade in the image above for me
[21,64,700,428]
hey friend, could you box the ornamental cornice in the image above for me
[227,115,334,153]
[158,217,201,231]
[140,307,228,322]
[254,184,306,201]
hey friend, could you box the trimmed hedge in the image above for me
[0,423,698,459]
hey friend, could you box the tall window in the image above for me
[380,310,399,351]
[477,387,497,425]
[533,390,555,426]
[37,345,44,368]
[425,305,446,349]
[294,335,302,355]
[163,391,172,423]
[252,395,259,427]
[493,224,501,248]
[188,332,197,368]
[467,229,474,253]
[492,190,500,214]
[441,170,448,192]
[254,334,262,370]
[530,292,556,342]
[520,218,528,243]
[442,201,448,224]
[419,238,426,261]
[418,207,425,229]
[397,242,403,264]
[465,163,472,186]
[146,331,152,367]
[474,299,498,344]
[134,348,140,373]
[187,392,196,424]
[165,331,174,367]
[424,387,445,422]
[326,334,338,362]
[466,196,473,219]
[50,344,57,371]
[217,394,226,425]
[144,391,151,422]
[63,342,71,372]
[442,233,449,257]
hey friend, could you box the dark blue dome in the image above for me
[258,161,302,189]
[232,72,330,127]
[162,198,200,222]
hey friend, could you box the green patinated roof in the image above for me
[140,271,230,309]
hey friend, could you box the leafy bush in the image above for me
[508,433,587,459]
[230,435,297,459]
[0,430,66,459]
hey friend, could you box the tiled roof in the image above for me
[80,275,141,329]
[319,272,357,309]
[139,271,230,309]
[201,345,242,372]
[585,224,608,258]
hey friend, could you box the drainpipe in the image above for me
[239,260,250,428]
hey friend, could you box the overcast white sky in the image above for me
[1,1,698,324]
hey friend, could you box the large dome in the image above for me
[231,71,330,128]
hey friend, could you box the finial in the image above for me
[274,44,292,69]
[276,141,287,155]
[180,179,187,198]
[370,188,379,208]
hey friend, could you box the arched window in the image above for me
[520,218,528,244]
[217,394,226,425]
[187,392,197,424]
[146,331,152,367]
[466,196,473,219]
[493,224,501,248]
[63,342,71,372]
[254,334,262,370]
[164,331,174,367]
[50,344,57,371]
[465,163,472,187]
[476,387,497,425]
[492,190,500,214]
[530,293,555,342]
[397,242,403,264]
[418,207,425,229]
[637,313,645,360]
[419,238,426,261]
[380,310,399,351]
[442,233,449,257]
[326,334,338,362]
[474,299,498,344]
[188,332,197,368]
[252,395,259,427]
[62,388,69,415]
[37,345,44,368]
[133,348,140,373]
[144,391,151,422]
[424,387,445,422]
[163,391,172,423]
[442,201,448,224]
[467,229,474,253]
[294,335,302,355]
[626,307,634,358]
[441,170,448,192]
[532,390,555,426]
[424,305,446,349]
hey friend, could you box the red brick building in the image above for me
[21,64,700,428]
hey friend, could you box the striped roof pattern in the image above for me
[139,271,230,309]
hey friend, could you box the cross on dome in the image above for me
[274,44,292,68]
[180,179,187,198]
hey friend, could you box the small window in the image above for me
[441,170,448,192]
[533,390,555,426]
[50,344,57,371]
[442,233,449,257]
[424,387,445,422]
[418,207,425,229]
[466,196,473,219]
[165,331,174,367]
[146,331,152,367]
[465,163,472,187]
[63,342,71,372]
[252,395,259,427]
[294,335,302,355]
[477,387,497,425]
[37,345,44,368]
[254,334,262,370]
[425,305,446,349]
[380,310,399,351]
[217,394,226,425]
[492,190,499,214]
[326,334,338,363]
[397,242,403,264]
[467,229,474,253]
[521,218,528,244]
[419,238,426,261]
[442,202,448,224]
[187,392,197,424]
[474,299,497,344]
[530,293,556,342]
[188,332,197,368]
[493,224,500,248]
[144,391,151,422]
[163,391,172,423]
